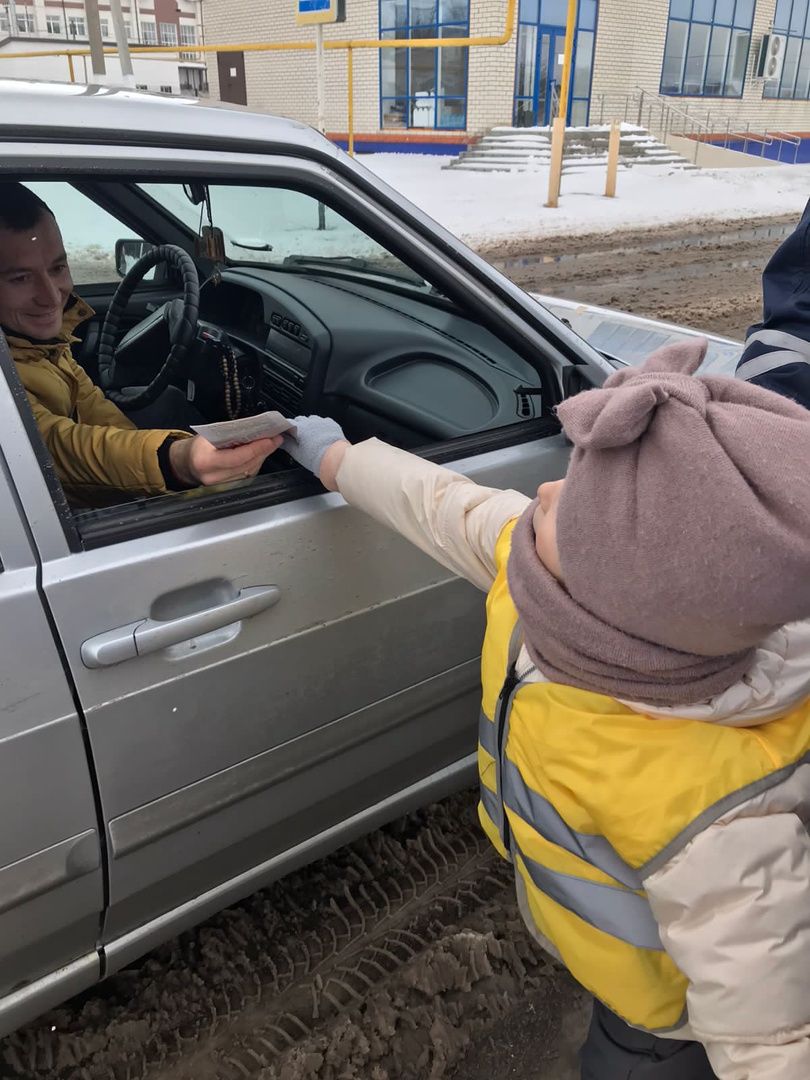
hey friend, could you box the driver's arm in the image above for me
[25,388,191,497]
[72,354,139,430]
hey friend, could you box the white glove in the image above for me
[283,415,346,476]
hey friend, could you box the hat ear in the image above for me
[640,338,708,375]
[558,381,671,449]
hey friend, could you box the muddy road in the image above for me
[480,213,795,340]
[1,797,582,1080]
[0,216,791,1080]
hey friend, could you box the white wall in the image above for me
[0,39,183,92]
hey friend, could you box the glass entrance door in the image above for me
[515,25,566,127]
[513,0,598,128]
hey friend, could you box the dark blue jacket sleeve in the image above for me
[736,198,810,410]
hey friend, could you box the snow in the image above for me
[357,153,810,245]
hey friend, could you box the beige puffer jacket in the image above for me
[335,437,810,1080]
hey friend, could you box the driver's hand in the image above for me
[169,435,283,488]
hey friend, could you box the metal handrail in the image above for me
[550,82,561,122]
[764,129,801,163]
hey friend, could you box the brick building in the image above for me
[202,0,810,152]
[0,0,206,94]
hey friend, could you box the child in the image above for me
[284,340,810,1080]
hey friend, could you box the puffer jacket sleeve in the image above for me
[644,810,810,1080]
[336,438,531,591]
[26,389,189,497]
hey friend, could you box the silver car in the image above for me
[0,79,741,1036]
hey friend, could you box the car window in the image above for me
[5,177,557,547]
[26,182,146,285]
[138,183,431,288]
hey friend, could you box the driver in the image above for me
[0,183,280,506]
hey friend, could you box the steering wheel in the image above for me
[98,244,200,410]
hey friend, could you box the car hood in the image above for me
[532,293,743,375]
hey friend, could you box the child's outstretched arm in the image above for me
[645,809,810,1079]
[284,419,530,592]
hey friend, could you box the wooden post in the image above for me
[315,23,326,134]
[545,116,565,208]
[347,46,355,157]
[605,120,620,198]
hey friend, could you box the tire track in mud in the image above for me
[1,796,561,1080]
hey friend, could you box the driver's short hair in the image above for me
[0,183,54,233]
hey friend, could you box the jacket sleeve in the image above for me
[736,197,810,410]
[336,438,531,591]
[645,812,810,1080]
[72,356,140,430]
[26,390,190,497]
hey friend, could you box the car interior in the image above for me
[4,177,563,543]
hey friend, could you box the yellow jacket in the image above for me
[334,437,810,1080]
[9,296,188,504]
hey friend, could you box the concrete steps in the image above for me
[446,124,697,173]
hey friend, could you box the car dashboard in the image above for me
[199,268,544,447]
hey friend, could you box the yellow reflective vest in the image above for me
[479,519,810,1033]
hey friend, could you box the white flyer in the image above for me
[191,411,297,448]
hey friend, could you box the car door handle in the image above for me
[80,585,280,669]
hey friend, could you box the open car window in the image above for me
[137,182,441,294]
[25,182,148,285]
[5,176,559,549]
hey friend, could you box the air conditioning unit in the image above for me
[757,33,787,82]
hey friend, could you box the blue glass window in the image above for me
[660,0,754,96]
[380,0,469,130]
[765,0,810,99]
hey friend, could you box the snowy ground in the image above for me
[357,154,810,246]
[46,156,809,284]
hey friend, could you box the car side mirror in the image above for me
[115,238,154,277]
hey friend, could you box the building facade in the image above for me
[0,0,207,95]
[201,0,810,151]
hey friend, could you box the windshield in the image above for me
[138,182,432,289]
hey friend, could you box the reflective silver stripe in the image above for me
[479,709,497,758]
[745,328,810,358]
[737,350,810,382]
[479,781,505,838]
[502,758,643,890]
[518,845,664,951]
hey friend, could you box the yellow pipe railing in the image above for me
[1,0,516,61]
[1,0,517,156]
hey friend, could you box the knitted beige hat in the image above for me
[554,339,810,657]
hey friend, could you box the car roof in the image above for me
[0,78,337,156]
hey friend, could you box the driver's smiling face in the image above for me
[0,211,73,340]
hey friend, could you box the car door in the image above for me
[1,143,605,978]
[0,336,103,1034]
